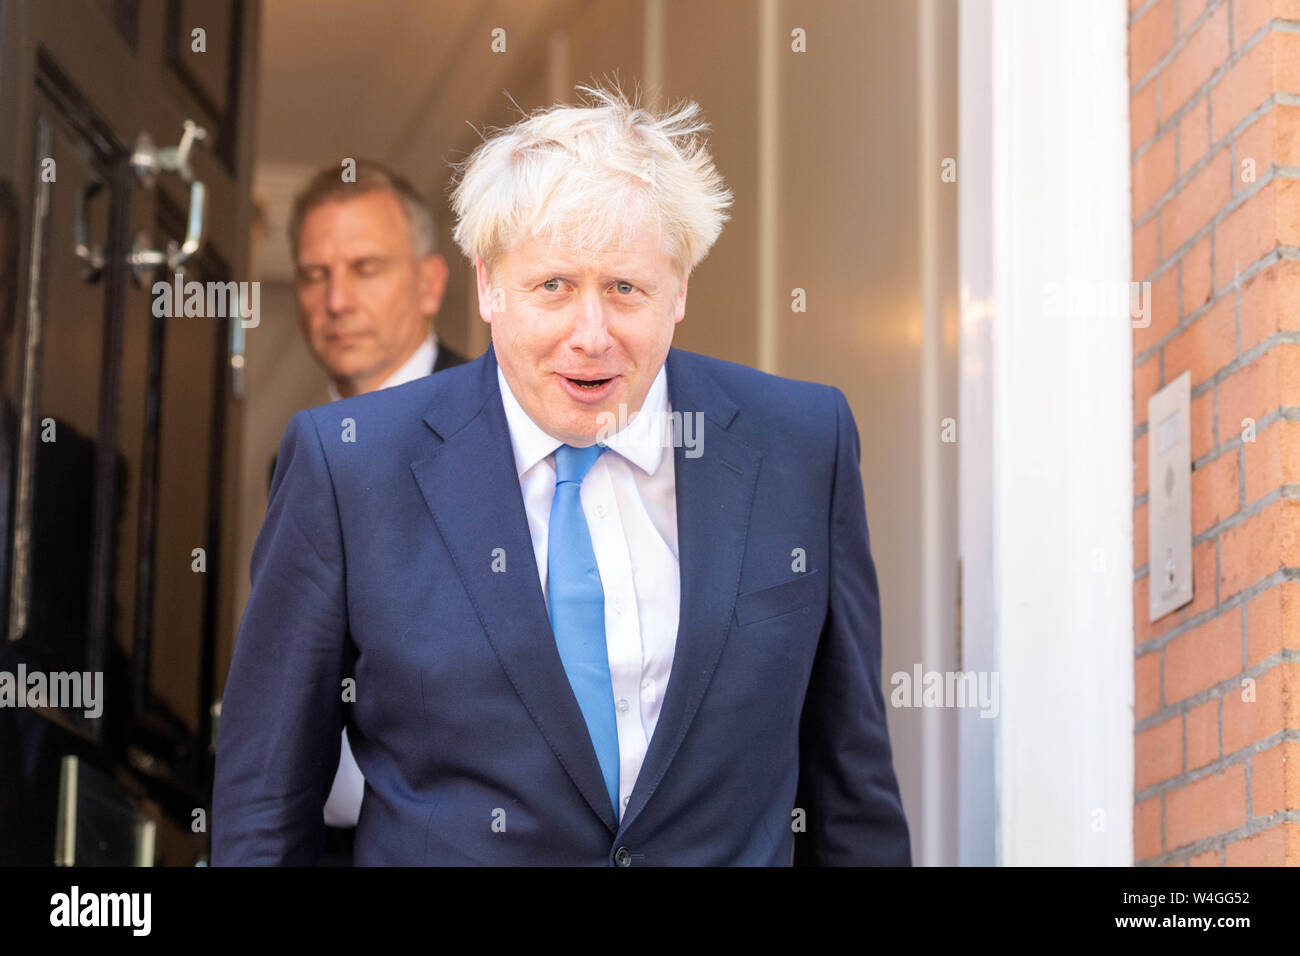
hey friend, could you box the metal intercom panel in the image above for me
[1148,370,1194,621]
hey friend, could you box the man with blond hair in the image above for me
[213,86,911,866]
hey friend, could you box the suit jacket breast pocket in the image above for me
[733,570,821,627]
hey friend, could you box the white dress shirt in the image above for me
[322,331,440,827]
[497,364,680,821]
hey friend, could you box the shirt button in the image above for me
[615,600,625,615]
[616,698,629,713]
[614,846,632,867]
[595,504,606,518]
[641,678,654,695]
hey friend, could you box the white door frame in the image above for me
[958,0,1134,866]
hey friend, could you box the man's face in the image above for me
[295,190,448,398]
[476,226,688,446]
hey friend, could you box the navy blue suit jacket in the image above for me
[212,345,911,865]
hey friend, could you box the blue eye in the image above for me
[614,281,636,294]
[542,278,563,292]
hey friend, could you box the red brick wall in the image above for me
[1131,0,1300,865]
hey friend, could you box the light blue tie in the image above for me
[548,443,620,817]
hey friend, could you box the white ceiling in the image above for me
[255,0,582,170]
[252,0,585,279]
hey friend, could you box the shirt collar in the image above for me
[496,363,670,479]
[327,331,438,403]
[598,365,669,476]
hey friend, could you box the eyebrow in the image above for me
[296,253,392,270]
[524,266,652,286]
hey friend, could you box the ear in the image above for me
[673,272,689,324]
[474,257,497,324]
[418,253,449,317]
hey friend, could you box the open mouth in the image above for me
[558,373,619,402]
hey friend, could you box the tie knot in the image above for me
[554,443,605,485]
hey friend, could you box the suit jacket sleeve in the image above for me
[792,388,911,866]
[212,409,347,865]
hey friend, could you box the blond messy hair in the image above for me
[449,84,733,279]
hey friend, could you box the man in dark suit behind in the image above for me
[267,161,468,861]
[269,160,467,487]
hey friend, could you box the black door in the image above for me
[0,0,258,866]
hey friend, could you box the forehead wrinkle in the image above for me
[504,222,674,285]
[296,250,395,271]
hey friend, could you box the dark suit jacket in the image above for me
[216,344,910,865]
[265,342,466,864]
[268,342,466,491]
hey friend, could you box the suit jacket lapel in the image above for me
[409,347,619,833]
[617,349,762,834]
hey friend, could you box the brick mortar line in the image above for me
[1133,565,1300,651]
[1134,305,1300,387]
[1138,807,1300,865]
[1130,9,1289,144]
[1132,407,1300,491]
[1132,247,1262,364]
[1129,0,1161,31]
[1131,154,1291,292]
[1136,428,1272,499]
[1161,789,1167,855]
[1131,101,1298,230]
[1132,9,1296,109]
[1131,0,1229,95]
[1128,400,1300,444]
[1191,408,1296,470]
[1206,369,1216,447]
[1237,404,1248,509]
[1132,133,1277,249]
[1217,535,1223,605]
[1132,73,1300,209]
[1235,240,1244,356]
[1133,136,1294,234]
[1131,70,1272,189]
[1190,481,1300,544]
[1207,243,1300,297]
[1135,650,1300,733]
[1140,328,1300,422]
[1149,486,1297,574]
[1133,725,1300,802]
[1133,408,1300,517]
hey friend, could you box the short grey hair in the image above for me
[289,159,437,262]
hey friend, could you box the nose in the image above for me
[568,286,615,355]
[324,267,356,317]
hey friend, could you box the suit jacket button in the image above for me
[613,846,632,867]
